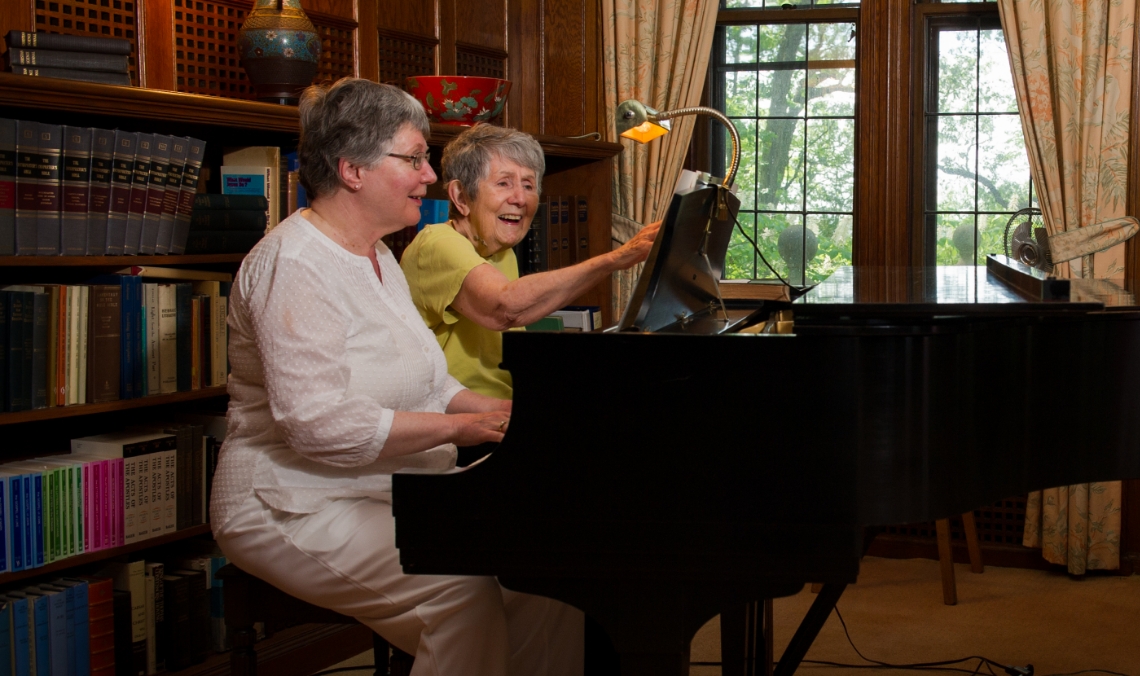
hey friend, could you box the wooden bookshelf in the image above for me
[0,255,246,267]
[0,387,228,426]
[0,524,213,586]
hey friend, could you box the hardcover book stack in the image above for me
[4,30,133,87]
[0,118,206,256]
[185,194,268,255]
[1,268,230,413]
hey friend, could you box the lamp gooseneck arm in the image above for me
[656,106,740,188]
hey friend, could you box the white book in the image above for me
[221,145,280,230]
[550,308,594,331]
[103,560,147,643]
[157,284,178,394]
[67,285,79,405]
[72,432,177,546]
[163,449,177,533]
[77,285,89,404]
[144,283,160,395]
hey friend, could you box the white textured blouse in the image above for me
[210,211,464,530]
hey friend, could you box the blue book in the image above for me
[2,473,25,571]
[0,476,8,572]
[1,597,12,676]
[21,591,48,676]
[38,583,72,674]
[418,198,450,230]
[29,473,42,568]
[57,580,89,676]
[34,588,65,676]
[3,594,30,676]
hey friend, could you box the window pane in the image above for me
[935,114,978,212]
[726,25,758,64]
[725,71,758,117]
[806,118,854,212]
[936,213,976,266]
[977,212,1009,262]
[807,213,853,282]
[979,29,1016,112]
[759,213,804,282]
[977,114,1031,212]
[808,67,855,116]
[726,212,757,279]
[937,30,978,113]
[757,23,806,66]
[808,22,855,61]
[757,118,805,211]
[731,118,758,211]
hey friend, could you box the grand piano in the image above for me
[392,183,1140,675]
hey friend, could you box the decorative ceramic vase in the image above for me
[237,0,322,105]
[405,76,512,125]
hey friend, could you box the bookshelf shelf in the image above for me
[0,255,246,267]
[0,387,228,426]
[0,72,300,133]
[0,524,213,586]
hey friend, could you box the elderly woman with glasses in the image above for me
[400,124,659,402]
[210,78,584,676]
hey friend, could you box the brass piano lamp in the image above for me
[615,99,741,188]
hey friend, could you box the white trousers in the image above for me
[215,494,584,676]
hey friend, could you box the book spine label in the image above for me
[0,117,15,256]
[60,126,91,256]
[87,128,115,255]
[140,136,169,255]
[14,121,39,255]
[157,137,185,254]
[108,131,136,255]
[125,134,151,255]
[35,124,62,256]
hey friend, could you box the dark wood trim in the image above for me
[0,72,301,133]
[0,254,246,267]
[454,41,509,60]
[0,525,213,587]
[716,7,859,25]
[0,387,228,426]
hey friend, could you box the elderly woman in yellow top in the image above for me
[400,124,659,399]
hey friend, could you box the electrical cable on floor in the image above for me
[307,666,377,676]
[687,604,1132,676]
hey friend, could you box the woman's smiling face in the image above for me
[465,155,540,254]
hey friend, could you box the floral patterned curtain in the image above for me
[997,0,1135,574]
[602,0,719,315]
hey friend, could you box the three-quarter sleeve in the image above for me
[245,254,392,467]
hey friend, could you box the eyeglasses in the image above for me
[387,151,431,170]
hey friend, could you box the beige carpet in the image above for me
[318,556,1139,676]
[690,556,1139,676]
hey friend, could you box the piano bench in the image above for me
[935,512,984,605]
[217,563,415,676]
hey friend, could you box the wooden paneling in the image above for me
[457,0,507,53]
[543,0,588,136]
[374,0,437,39]
[140,0,175,90]
[508,0,543,133]
[303,0,354,21]
[854,0,914,297]
[0,1,34,39]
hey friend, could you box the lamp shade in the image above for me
[616,99,671,142]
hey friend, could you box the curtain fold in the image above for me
[601,0,719,315]
[997,0,1133,574]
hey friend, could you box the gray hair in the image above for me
[297,78,430,200]
[442,124,545,214]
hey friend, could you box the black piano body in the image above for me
[392,264,1140,675]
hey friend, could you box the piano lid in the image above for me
[794,265,1136,318]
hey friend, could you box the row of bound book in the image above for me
[514,195,591,275]
[0,548,229,676]
[5,30,133,87]
[185,194,269,255]
[1,276,229,413]
[0,119,206,257]
[0,424,220,575]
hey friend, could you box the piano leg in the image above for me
[772,582,847,676]
[721,600,773,676]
